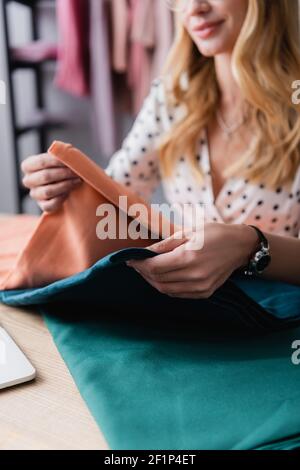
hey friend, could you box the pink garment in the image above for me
[89,0,117,157]
[11,41,57,63]
[54,0,174,155]
[128,42,152,115]
[111,0,129,73]
[55,0,117,157]
[127,0,174,114]
[127,0,153,114]
[131,0,155,48]
[152,0,174,79]
[55,0,90,97]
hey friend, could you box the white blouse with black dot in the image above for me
[105,78,300,238]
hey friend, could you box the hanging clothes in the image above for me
[111,0,129,73]
[152,0,175,80]
[55,0,90,97]
[110,0,174,114]
[127,0,155,114]
[55,0,174,157]
[127,0,174,113]
[89,0,117,157]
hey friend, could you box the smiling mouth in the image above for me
[192,20,225,39]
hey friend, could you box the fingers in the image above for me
[29,179,81,202]
[21,153,66,174]
[38,194,69,213]
[126,242,190,275]
[22,167,80,189]
[138,266,206,284]
[129,230,198,274]
[137,270,215,299]
[21,153,82,213]
[146,230,189,254]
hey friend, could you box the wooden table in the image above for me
[0,302,109,450]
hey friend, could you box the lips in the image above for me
[192,19,224,38]
[192,19,224,32]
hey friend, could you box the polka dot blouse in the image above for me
[105,78,300,238]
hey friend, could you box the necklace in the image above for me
[216,109,246,140]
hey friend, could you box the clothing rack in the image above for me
[1,0,64,213]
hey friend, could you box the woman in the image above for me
[21,0,300,302]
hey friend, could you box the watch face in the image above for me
[256,254,271,273]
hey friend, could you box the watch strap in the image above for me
[247,224,269,249]
[243,224,270,276]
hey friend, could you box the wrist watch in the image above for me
[243,224,271,276]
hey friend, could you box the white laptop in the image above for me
[0,326,36,389]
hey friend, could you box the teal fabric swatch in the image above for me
[1,247,300,450]
[43,309,300,450]
[230,272,300,319]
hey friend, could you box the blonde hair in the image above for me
[159,0,300,190]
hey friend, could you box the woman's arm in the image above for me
[240,224,300,286]
[125,222,300,300]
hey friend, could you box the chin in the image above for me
[195,42,231,57]
[192,35,233,57]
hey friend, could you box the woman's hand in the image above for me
[21,153,82,213]
[126,223,259,299]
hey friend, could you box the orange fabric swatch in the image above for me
[0,141,175,290]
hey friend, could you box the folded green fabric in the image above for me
[231,272,300,320]
[43,309,300,450]
[1,247,300,450]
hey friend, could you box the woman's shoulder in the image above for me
[149,75,172,104]
[148,75,187,127]
[150,73,188,100]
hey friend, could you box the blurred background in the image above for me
[0,0,174,214]
[1,0,300,216]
